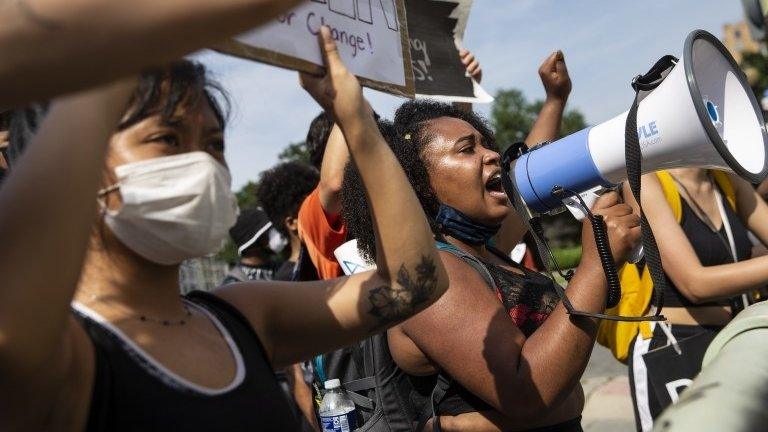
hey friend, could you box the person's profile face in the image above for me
[101,99,227,211]
[420,116,510,225]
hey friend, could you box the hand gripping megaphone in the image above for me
[501,30,768,321]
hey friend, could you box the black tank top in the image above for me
[72,290,300,431]
[663,197,753,307]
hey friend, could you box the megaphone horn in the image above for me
[506,29,768,215]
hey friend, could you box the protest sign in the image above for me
[407,0,493,103]
[215,0,414,97]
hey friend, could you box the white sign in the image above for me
[218,0,414,97]
[334,239,376,276]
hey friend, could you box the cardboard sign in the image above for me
[215,0,414,97]
[407,0,492,103]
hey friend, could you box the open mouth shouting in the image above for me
[484,170,507,200]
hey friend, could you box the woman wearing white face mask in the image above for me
[0,27,448,431]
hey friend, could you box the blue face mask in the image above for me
[435,204,501,246]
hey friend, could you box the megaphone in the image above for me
[505,29,768,217]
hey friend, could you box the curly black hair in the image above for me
[257,161,320,237]
[306,112,333,169]
[341,100,496,261]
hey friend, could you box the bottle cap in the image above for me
[324,379,341,390]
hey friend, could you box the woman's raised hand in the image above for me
[300,26,372,126]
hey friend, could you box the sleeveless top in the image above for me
[72,290,300,431]
[408,249,560,416]
[662,198,752,308]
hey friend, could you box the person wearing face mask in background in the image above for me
[257,161,323,432]
[0,27,449,431]
[223,208,285,283]
[257,161,321,282]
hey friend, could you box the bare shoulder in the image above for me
[401,250,501,337]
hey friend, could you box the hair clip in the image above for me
[404,133,412,140]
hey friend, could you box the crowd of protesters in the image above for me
[1,2,768,432]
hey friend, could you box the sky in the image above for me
[193,0,745,190]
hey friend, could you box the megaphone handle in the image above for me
[628,244,644,264]
[589,213,622,309]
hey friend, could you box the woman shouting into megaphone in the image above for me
[340,95,642,430]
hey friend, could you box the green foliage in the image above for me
[491,89,534,146]
[491,88,589,152]
[550,245,582,270]
[278,141,312,165]
[217,138,313,264]
[216,240,240,266]
[742,51,768,102]
[561,109,588,137]
[236,181,260,211]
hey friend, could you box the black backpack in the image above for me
[313,242,496,431]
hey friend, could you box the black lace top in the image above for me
[479,257,560,336]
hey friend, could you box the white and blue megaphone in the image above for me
[503,29,768,219]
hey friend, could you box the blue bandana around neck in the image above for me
[435,204,501,246]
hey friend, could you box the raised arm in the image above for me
[494,50,572,254]
[623,175,768,304]
[524,50,572,147]
[0,80,135,410]
[217,27,448,368]
[317,124,349,214]
[401,193,639,422]
[0,0,303,107]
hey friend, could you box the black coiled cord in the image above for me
[551,187,621,309]
[587,213,621,309]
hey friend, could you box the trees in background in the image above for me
[491,89,587,152]
[491,88,588,255]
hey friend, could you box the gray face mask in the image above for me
[99,151,239,265]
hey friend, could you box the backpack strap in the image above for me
[656,171,684,223]
[408,242,495,431]
[414,373,452,432]
[343,375,375,410]
[435,241,495,290]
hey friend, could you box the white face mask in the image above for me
[99,151,239,265]
[268,228,288,253]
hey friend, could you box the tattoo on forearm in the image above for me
[16,0,63,31]
[368,256,437,330]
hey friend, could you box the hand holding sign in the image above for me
[539,50,572,103]
[301,26,372,126]
[459,49,482,83]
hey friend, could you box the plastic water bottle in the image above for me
[318,379,357,432]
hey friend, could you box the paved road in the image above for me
[581,345,637,432]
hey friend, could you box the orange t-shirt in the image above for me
[297,187,347,280]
